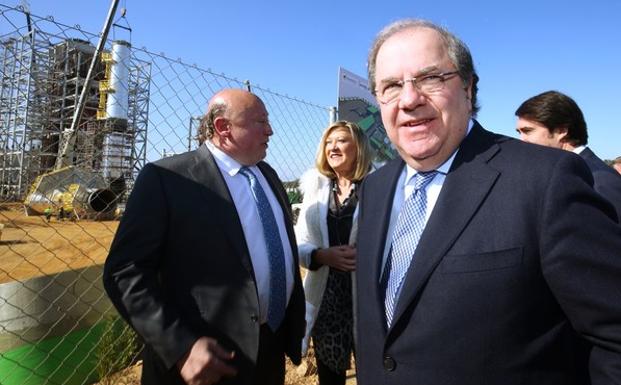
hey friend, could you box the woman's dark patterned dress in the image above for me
[311,181,357,373]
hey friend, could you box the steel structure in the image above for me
[0,22,150,202]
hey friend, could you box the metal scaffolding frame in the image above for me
[0,23,150,202]
[0,31,49,199]
[126,59,150,188]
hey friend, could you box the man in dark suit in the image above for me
[103,88,305,385]
[355,19,621,385]
[516,90,621,217]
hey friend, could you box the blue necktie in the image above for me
[382,171,437,326]
[239,166,287,331]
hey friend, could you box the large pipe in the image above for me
[105,40,131,120]
[26,187,116,217]
[23,166,117,219]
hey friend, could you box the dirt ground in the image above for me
[0,204,355,384]
[96,359,356,385]
[0,204,118,284]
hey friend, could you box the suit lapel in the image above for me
[390,123,501,330]
[190,145,256,278]
[363,159,405,332]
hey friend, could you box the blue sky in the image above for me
[10,0,621,160]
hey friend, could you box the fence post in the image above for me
[188,117,194,151]
[329,106,337,124]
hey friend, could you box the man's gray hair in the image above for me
[197,100,227,145]
[367,19,480,116]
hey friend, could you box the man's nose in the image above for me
[398,82,426,109]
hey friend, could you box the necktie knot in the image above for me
[239,166,254,181]
[412,170,437,191]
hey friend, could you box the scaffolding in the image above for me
[47,38,103,171]
[0,26,150,202]
[0,30,50,199]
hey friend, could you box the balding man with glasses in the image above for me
[354,18,621,385]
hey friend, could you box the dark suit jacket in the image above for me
[355,122,621,385]
[580,146,621,219]
[103,145,305,385]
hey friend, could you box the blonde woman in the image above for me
[295,120,373,385]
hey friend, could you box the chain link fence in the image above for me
[0,3,332,384]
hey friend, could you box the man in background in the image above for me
[516,90,621,217]
[104,88,305,385]
[355,18,621,385]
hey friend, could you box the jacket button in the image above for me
[250,314,259,323]
[383,356,396,371]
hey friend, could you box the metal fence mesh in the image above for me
[0,4,331,384]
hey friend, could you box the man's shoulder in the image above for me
[145,149,208,178]
[131,150,207,187]
[482,128,578,167]
[257,160,279,179]
[590,161,621,194]
[153,149,200,167]
[580,149,620,176]
[476,125,561,162]
[451,123,593,186]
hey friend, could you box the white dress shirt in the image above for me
[572,145,586,155]
[206,141,295,324]
[380,120,473,277]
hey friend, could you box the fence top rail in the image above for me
[0,2,331,111]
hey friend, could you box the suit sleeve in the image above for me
[540,154,621,383]
[103,163,199,369]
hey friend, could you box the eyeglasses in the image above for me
[374,71,460,104]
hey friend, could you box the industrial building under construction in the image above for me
[0,22,151,218]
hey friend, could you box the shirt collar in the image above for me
[403,119,473,185]
[205,140,246,176]
[572,145,586,155]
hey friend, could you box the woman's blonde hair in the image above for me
[315,120,374,182]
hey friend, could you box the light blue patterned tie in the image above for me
[239,166,287,331]
[382,171,437,326]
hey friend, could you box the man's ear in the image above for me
[213,116,230,137]
[554,126,569,143]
